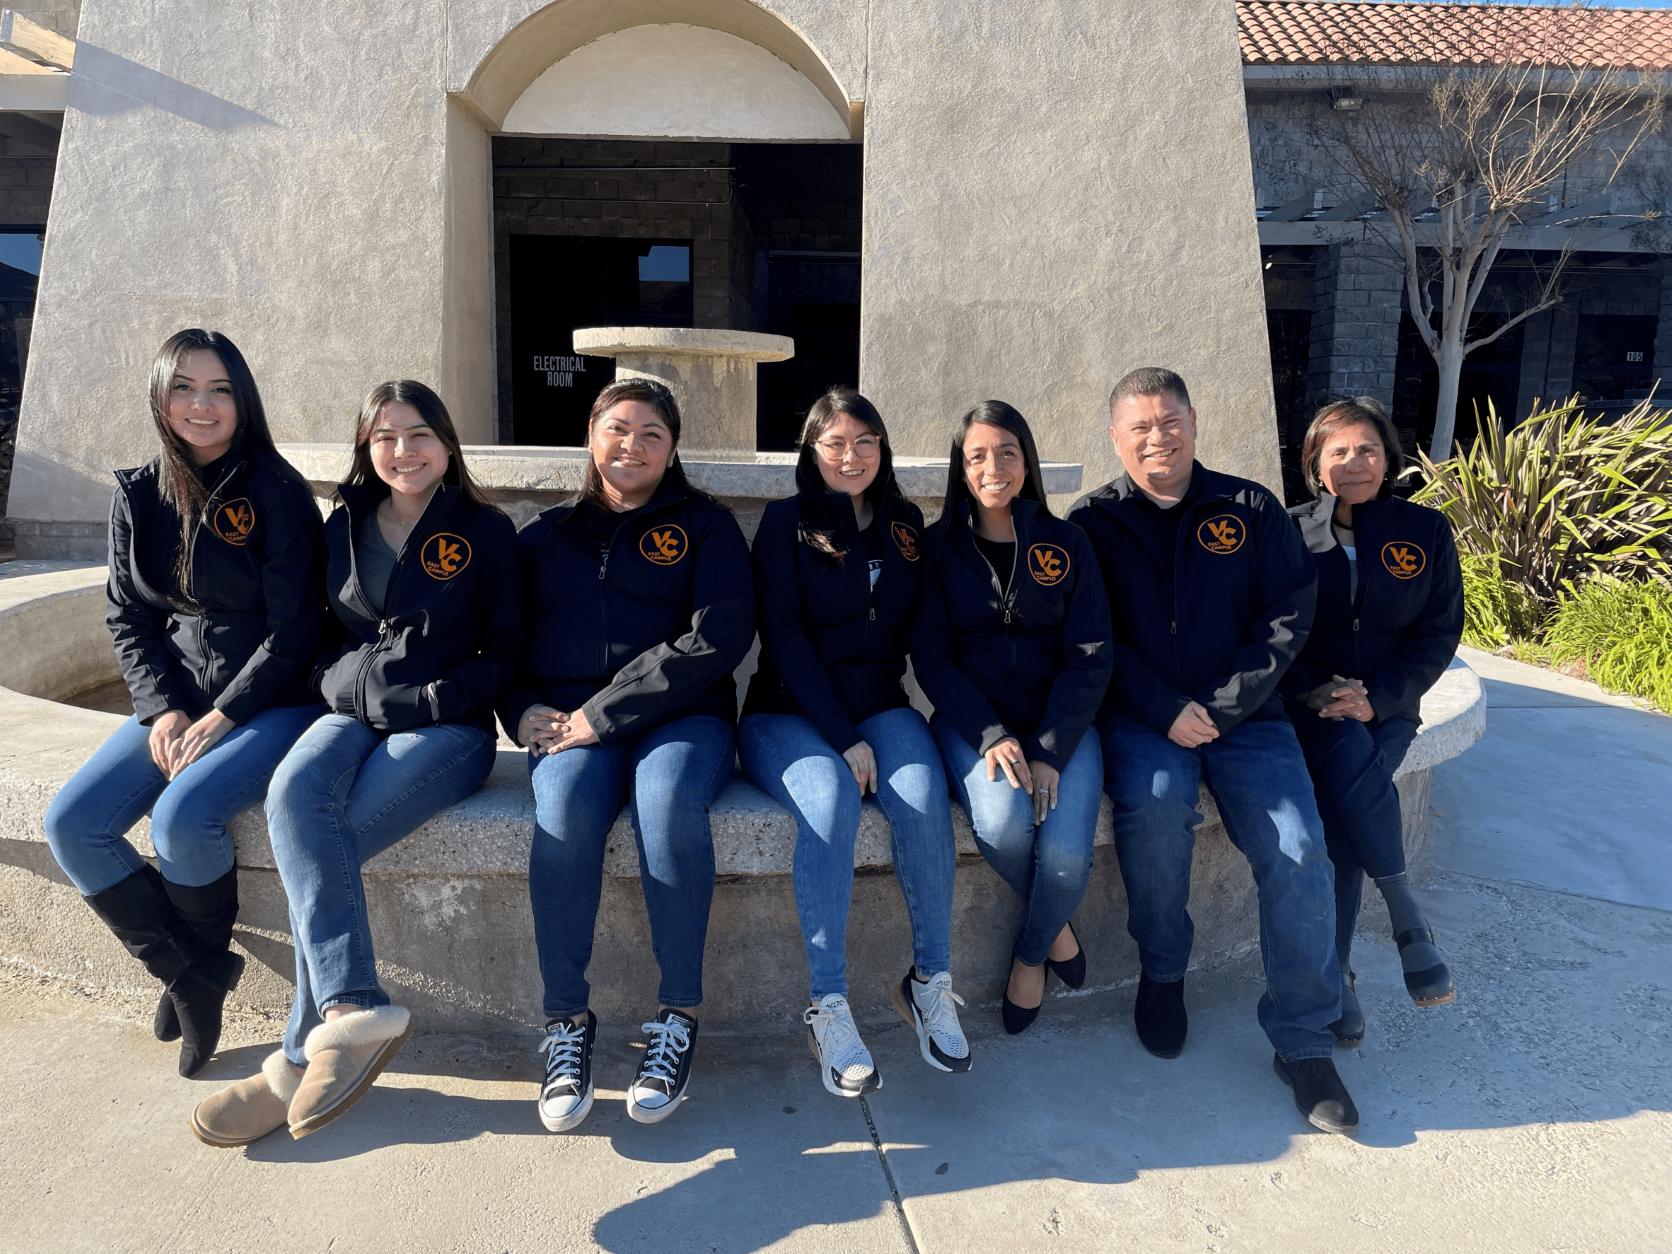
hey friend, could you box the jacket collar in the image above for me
[337,479,463,538]
[1292,488,1396,554]
[1092,461,1241,512]
[954,493,1042,544]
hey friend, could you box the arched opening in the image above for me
[446,1,863,450]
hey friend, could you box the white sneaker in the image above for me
[537,1011,595,1132]
[804,993,881,1098]
[892,969,972,1073]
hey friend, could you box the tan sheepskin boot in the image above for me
[190,1050,301,1147]
[288,1005,413,1139]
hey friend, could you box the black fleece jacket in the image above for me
[742,485,926,753]
[314,482,523,735]
[1068,464,1317,737]
[498,478,755,743]
[910,498,1111,771]
[1280,489,1464,725]
[107,453,326,726]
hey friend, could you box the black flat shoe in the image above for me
[1002,955,1044,1036]
[1045,922,1086,990]
[1396,928,1456,1007]
[1133,974,1187,1059]
[1328,969,1365,1049]
[1273,1053,1359,1135]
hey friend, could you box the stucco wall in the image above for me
[9,0,1280,538]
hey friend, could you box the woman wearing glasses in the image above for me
[739,387,969,1099]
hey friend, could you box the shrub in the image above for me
[1544,577,1672,711]
[1458,552,1545,649]
[1413,399,1672,605]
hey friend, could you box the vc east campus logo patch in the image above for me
[421,533,471,580]
[1197,514,1245,555]
[213,499,254,546]
[1382,542,1426,579]
[891,522,920,561]
[641,524,688,566]
[1029,543,1069,586]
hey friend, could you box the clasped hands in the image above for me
[982,737,1059,825]
[518,704,602,755]
[1301,674,1375,722]
[148,708,236,779]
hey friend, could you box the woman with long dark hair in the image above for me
[912,401,1111,1035]
[1281,397,1463,1047]
[190,380,522,1147]
[738,386,968,1099]
[44,328,327,1079]
[503,378,753,1134]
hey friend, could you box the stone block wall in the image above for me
[1305,239,1403,413]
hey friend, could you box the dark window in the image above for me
[1393,312,1523,453]
[1573,314,1658,404]
[1266,308,1313,503]
[508,236,692,447]
[755,259,861,450]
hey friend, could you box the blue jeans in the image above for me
[933,716,1103,967]
[266,714,497,1065]
[1102,711,1340,1061]
[44,705,324,895]
[527,715,734,1020]
[1288,708,1420,965]
[739,708,956,999]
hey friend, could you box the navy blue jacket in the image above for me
[1068,464,1317,737]
[107,453,326,726]
[910,498,1111,771]
[1281,490,1464,725]
[499,478,754,743]
[742,486,925,754]
[314,482,523,735]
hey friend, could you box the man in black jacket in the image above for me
[1068,367,1358,1136]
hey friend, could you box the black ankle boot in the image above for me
[160,869,245,1077]
[1133,974,1187,1058]
[1396,928,1456,1007]
[1273,1053,1359,1134]
[1328,969,1365,1049]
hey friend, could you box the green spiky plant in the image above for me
[1544,577,1672,711]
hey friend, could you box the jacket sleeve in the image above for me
[1365,516,1465,721]
[431,513,528,726]
[1065,499,1193,737]
[581,509,755,741]
[104,488,194,725]
[907,551,1014,757]
[213,479,328,725]
[1194,492,1317,733]
[495,525,545,742]
[1025,528,1113,770]
[752,510,863,754]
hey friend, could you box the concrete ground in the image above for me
[3,649,1669,1254]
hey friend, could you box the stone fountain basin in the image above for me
[0,564,1484,1034]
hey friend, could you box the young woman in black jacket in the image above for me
[502,378,753,1134]
[738,386,968,1100]
[190,381,522,1148]
[912,401,1112,1036]
[44,328,326,1079]
[1280,398,1464,1048]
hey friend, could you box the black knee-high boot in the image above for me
[132,864,184,1043]
[82,868,242,1077]
[159,868,246,1078]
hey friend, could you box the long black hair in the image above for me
[342,379,500,513]
[147,328,279,603]
[934,400,1051,537]
[794,386,905,566]
[581,377,698,509]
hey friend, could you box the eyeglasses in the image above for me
[815,437,881,460]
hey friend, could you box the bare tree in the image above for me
[1315,13,1663,459]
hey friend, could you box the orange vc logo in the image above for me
[421,533,472,580]
[1029,543,1069,586]
[213,498,254,546]
[1197,514,1244,555]
[641,524,688,566]
[891,522,920,562]
[1382,542,1426,579]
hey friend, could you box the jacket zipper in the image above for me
[350,489,429,724]
[598,545,613,676]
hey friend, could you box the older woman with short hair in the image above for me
[1281,397,1464,1048]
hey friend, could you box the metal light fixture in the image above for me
[1331,89,1363,111]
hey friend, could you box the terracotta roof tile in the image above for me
[1238,1,1672,71]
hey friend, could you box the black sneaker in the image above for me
[627,1009,698,1125]
[1134,974,1187,1059]
[1273,1053,1360,1135]
[537,1010,596,1132]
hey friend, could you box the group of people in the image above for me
[44,327,1463,1148]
